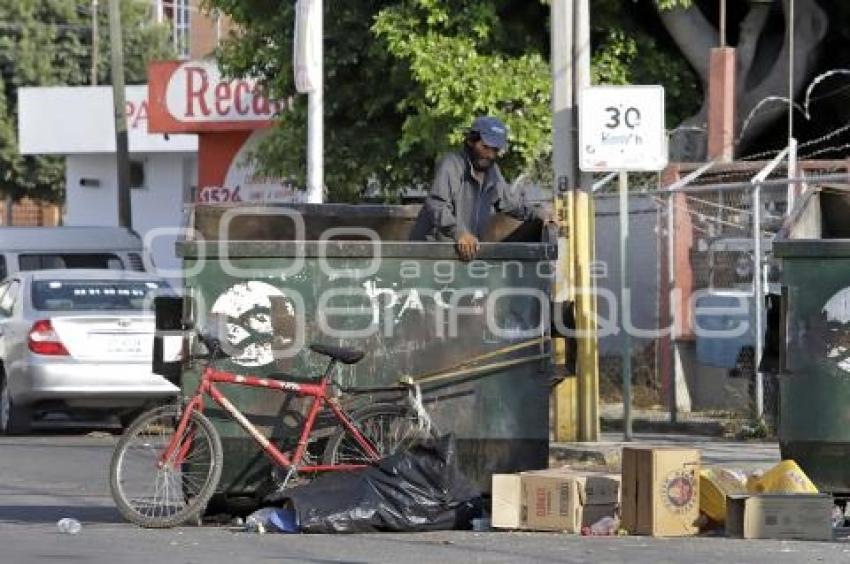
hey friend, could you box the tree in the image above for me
[374,1,701,186]
[0,0,173,203]
[210,0,419,202]
[656,0,831,161]
[208,0,698,201]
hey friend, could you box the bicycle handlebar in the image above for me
[194,332,231,361]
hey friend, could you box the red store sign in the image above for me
[147,60,289,133]
[147,59,300,203]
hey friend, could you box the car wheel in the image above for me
[0,374,31,435]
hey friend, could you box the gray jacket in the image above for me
[409,149,541,241]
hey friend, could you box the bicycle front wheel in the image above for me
[109,405,223,528]
[322,403,436,465]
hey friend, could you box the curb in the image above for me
[601,417,726,437]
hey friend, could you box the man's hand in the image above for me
[456,232,480,262]
[539,207,559,227]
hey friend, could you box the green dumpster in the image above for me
[774,187,850,494]
[177,204,555,501]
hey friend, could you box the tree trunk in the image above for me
[658,0,828,161]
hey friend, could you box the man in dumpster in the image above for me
[409,116,553,261]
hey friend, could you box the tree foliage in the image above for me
[0,0,173,202]
[372,1,553,185]
[208,0,700,201]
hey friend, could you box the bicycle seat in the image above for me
[309,343,365,364]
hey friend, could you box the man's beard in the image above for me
[472,157,494,171]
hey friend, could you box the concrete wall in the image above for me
[65,153,196,282]
[593,193,752,412]
[677,340,750,412]
[594,194,660,355]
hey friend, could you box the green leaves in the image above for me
[0,0,174,202]
[655,0,694,10]
[207,0,699,201]
[373,1,552,184]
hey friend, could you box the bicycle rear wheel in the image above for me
[109,405,223,528]
[322,403,436,465]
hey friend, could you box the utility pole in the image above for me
[551,0,599,442]
[108,0,131,228]
[551,0,578,442]
[91,0,99,85]
[572,0,599,442]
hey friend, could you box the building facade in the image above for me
[17,85,198,281]
[154,0,237,60]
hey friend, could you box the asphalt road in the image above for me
[2,434,850,563]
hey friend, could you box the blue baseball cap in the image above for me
[469,116,508,150]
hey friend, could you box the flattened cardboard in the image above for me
[621,447,700,537]
[491,474,524,529]
[726,494,833,541]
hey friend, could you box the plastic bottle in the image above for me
[244,507,299,534]
[244,514,267,534]
[472,517,491,531]
[589,516,619,536]
[57,518,82,535]
[832,505,845,528]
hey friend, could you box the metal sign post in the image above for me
[579,85,667,441]
[619,170,633,440]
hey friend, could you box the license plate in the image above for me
[105,336,144,354]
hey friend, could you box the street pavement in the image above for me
[1,433,849,563]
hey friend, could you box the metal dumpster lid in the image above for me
[176,240,557,260]
[774,239,850,258]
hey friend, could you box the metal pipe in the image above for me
[788,0,795,142]
[666,192,677,424]
[620,171,632,441]
[306,0,324,203]
[666,159,717,192]
[787,138,798,212]
[663,172,850,194]
[412,355,551,388]
[752,183,764,418]
[91,0,98,86]
[410,337,549,382]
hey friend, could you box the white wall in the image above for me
[65,153,196,283]
[19,86,196,154]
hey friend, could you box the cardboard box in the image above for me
[491,474,524,529]
[621,447,700,536]
[726,494,833,541]
[492,469,620,532]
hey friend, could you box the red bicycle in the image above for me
[109,333,433,528]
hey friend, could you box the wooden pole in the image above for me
[108,0,131,228]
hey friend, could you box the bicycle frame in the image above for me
[159,360,380,474]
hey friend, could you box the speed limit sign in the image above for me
[579,85,667,172]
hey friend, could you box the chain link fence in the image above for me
[594,161,848,437]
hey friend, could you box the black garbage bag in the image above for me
[269,434,482,533]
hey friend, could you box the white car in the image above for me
[0,269,180,434]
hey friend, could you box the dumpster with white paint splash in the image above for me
[175,203,554,506]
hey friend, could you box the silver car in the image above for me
[0,269,180,434]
